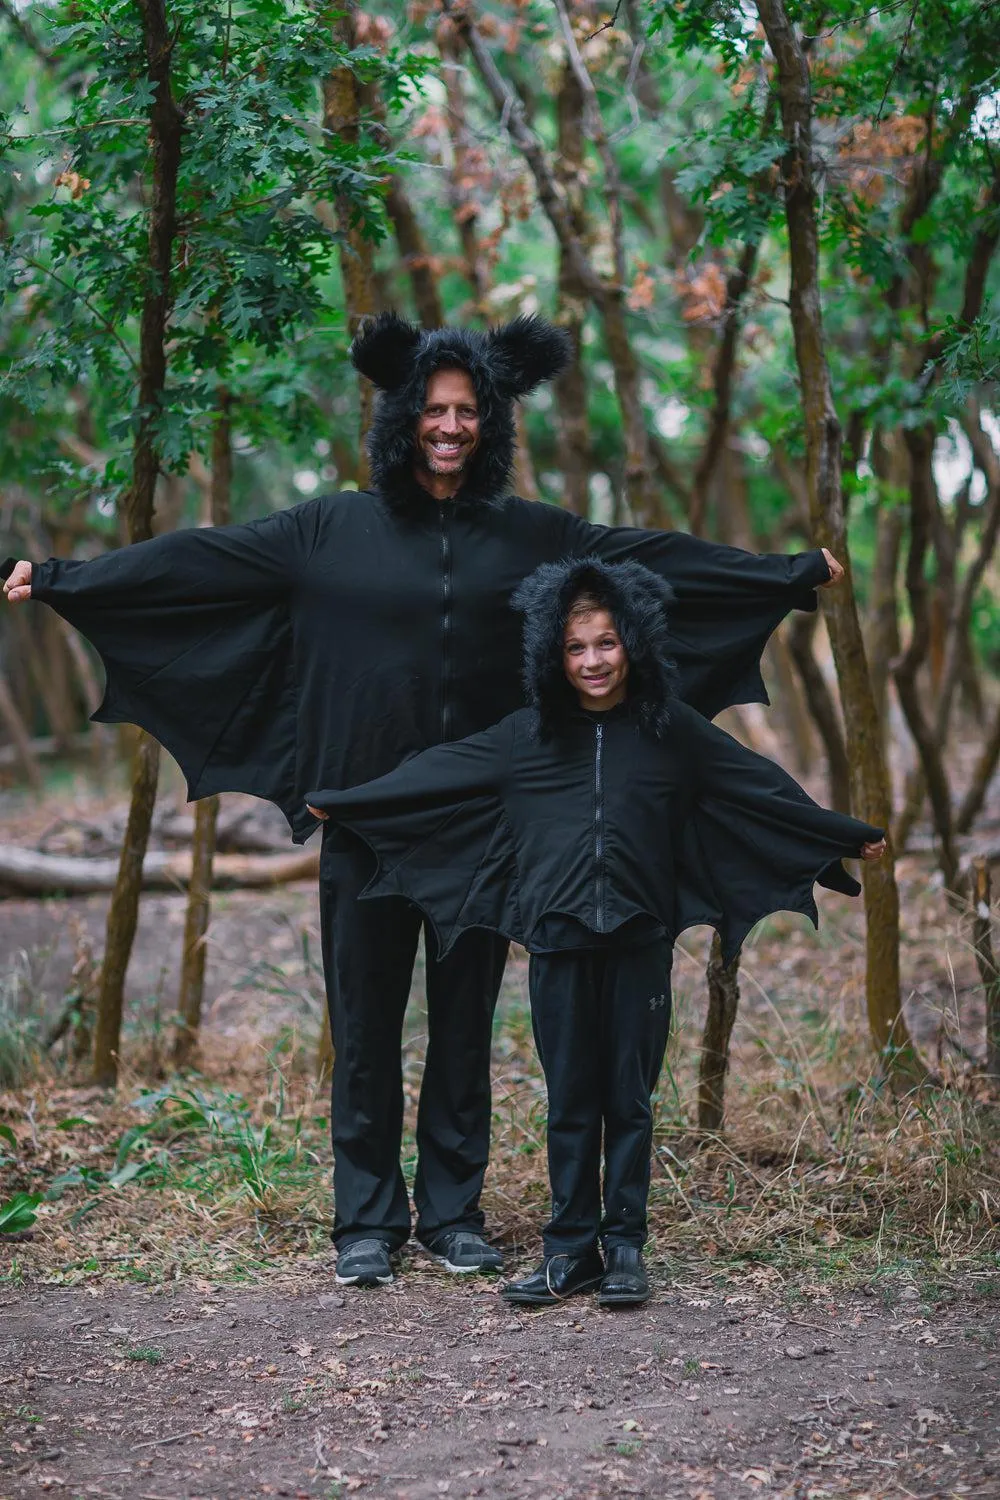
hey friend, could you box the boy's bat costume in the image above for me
[307,556,881,1280]
[306,557,881,967]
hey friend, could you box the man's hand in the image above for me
[2,559,32,603]
[861,838,886,860]
[819,548,844,588]
[307,803,329,821]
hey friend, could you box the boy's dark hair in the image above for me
[512,556,677,739]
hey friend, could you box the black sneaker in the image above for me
[422,1230,504,1275]
[335,1239,394,1287]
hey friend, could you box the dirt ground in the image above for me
[2,1266,998,1500]
[2,778,999,1499]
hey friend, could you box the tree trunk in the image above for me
[971,858,1000,1080]
[786,611,851,812]
[439,26,490,312]
[601,294,662,525]
[957,699,1000,835]
[446,2,662,526]
[173,793,218,1067]
[698,933,741,1133]
[93,732,161,1086]
[864,458,904,743]
[385,177,445,329]
[56,615,115,777]
[10,607,75,752]
[769,628,817,776]
[173,394,232,1067]
[756,0,921,1079]
[892,424,960,888]
[554,60,592,518]
[689,235,763,537]
[897,404,1000,850]
[93,0,183,1089]
[323,3,375,487]
[0,671,42,790]
[0,844,320,896]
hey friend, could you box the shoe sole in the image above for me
[422,1246,503,1276]
[597,1289,650,1308]
[502,1274,604,1306]
[335,1271,394,1287]
[434,1257,502,1275]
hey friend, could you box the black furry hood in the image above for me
[351,312,572,514]
[512,557,678,739]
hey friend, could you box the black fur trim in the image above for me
[350,313,572,515]
[487,317,574,397]
[350,312,423,390]
[512,557,678,739]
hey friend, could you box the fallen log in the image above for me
[0,844,320,896]
[0,730,94,769]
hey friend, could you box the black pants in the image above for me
[320,831,509,1251]
[529,939,673,1257]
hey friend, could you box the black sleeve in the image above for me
[675,707,882,963]
[568,516,830,719]
[27,503,322,820]
[307,721,523,953]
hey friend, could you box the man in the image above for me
[3,311,843,1288]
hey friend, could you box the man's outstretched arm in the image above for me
[556,513,845,719]
[2,501,326,828]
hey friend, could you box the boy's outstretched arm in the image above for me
[675,703,884,962]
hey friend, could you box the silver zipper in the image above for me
[594,721,605,930]
[440,513,452,741]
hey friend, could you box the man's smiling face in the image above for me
[413,367,481,497]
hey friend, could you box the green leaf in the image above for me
[107,1160,156,1189]
[0,1193,41,1234]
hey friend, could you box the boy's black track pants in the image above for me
[320,830,509,1251]
[529,940,673,1257]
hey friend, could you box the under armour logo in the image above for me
[648,992,669,1012]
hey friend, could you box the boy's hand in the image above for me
[2,559,32,603]
[861,838,886,860]
[819,548,844,587]
[307,803,329,821]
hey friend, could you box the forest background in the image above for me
[0,0,999,1319]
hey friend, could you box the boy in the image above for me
[307,558,884,1307]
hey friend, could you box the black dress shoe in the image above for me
[597,1245,650,1307]
[501,1247,604,1306]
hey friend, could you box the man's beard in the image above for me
[415,440,477,478]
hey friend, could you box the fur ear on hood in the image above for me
[487,316,574,398]
[349,312,573,513]
[350,312,423,390]
[512,557,677,740]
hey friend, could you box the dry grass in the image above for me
[1,858,998,1295]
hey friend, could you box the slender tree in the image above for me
[755,0,922,1077]
[92,0,182,1087]
[173,393,231,1069]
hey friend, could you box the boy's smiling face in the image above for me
[563,606,629,712]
